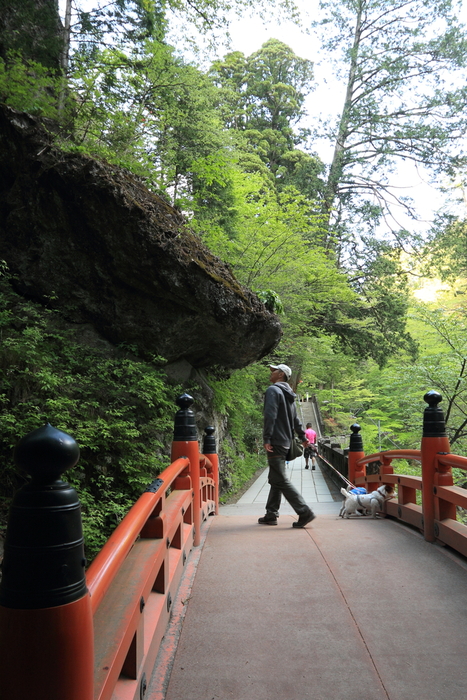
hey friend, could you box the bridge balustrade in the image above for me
[333,390,467,556]
[3,388,467,699]
[0,393,218,700]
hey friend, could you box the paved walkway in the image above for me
[149,459,467,700]
[222,454,338,517]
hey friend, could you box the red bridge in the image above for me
[1,391,467,699]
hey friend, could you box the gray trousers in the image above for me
[265,445,310,517]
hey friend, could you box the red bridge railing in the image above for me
[0,393,218,700]
[345,390,467,556]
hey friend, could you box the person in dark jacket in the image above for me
[258,364,316,528]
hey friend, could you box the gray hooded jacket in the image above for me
[263,382,306,448]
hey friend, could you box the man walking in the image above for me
[258,363,315,528]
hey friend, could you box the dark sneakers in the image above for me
[259,510,315,527]
[292,509,315,528]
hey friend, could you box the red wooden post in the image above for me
[434,457,456,522]
[348,423,365,486]
[171,394,202,546]
[421,391,452,542]
[203,426,219,515]
[380,453,394,477]
[0,424,94,700]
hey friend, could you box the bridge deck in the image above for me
[148,460,467,700]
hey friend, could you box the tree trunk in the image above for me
[0,0,64,70]
[323,1,363,242]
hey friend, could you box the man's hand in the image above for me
[264,443,273,453]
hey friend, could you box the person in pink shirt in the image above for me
[304,423,317,470]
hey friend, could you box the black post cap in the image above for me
[15,423,80,482]
[423,391,446,438]
[173,393,198,442]
[203,426,216,455]
[0,424,87,609]
[349,423,363,452]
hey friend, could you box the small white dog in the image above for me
[339,484,395,519]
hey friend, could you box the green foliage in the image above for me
[242,38,314,133]
[70,0,298,51]
[1,20,410,383]
[202,39,415,371]
[328,244,418,366]
[75,0,165,50]
[200,168,341,306]
[0,0,64,70]
[64,40,230,206]
[313,275,467,486]
[210,38,313,135]
[7,0,467,551]
[317,0,467,244]
[0,279,274,559]
[208,364,268,498]
[255,290,284,314]
[0,278,179,559]
[0,52,62,117]
[209,39,324,195]
[405,303,467,451]
[427,217,467,282]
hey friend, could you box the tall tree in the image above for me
[67,39,228,206]
[427,214,467,281]
[315,0,467,248]
[321,239,418,365]
[210,40,324,195]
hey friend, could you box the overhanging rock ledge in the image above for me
[0,106,282,369]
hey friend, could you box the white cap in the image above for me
[269,364,292,379]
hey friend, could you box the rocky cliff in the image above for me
[0,106,282,369]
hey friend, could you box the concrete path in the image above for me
[221,454,339,518]
[149,461,467,700]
